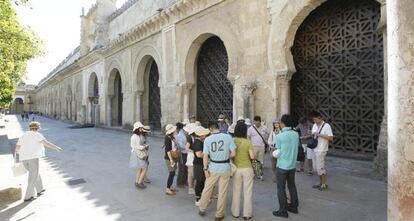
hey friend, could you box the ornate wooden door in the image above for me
[148,61,161,130]
[291,0,384,158]
[197,37,233,125]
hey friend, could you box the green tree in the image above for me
[0,0,42,108]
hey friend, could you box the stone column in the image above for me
[241,82,257,120]
[88,97,95,123]
[181,83,193,121]
[387,0,414,220]
[135,91,143,122]
[107,95,113,127]
[277,71,293,115]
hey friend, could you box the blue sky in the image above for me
[15,0,127,85]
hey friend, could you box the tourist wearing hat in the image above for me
[15,121,64,202]
[130,122,150,189]
[190,115,197,124]
[183,123,198,195]
[268,118,281,183]
[164,124,179,195]
[218,114,229,133]
[192,126,210,206]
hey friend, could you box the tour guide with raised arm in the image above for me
[198,122,236,221]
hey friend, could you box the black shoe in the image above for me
[287,206,298,214]
[24,197,36,202]
[198,210,206,216]
[312,184,321,189]
[37,189,46,197]
[215,217,224,221]
[273,210,288,218]
[243,216,253,220]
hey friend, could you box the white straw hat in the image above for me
[165,124,177,135]
[184,123,198,135]
[133,122,144,131]
[195,126,210,137]
[244,118,252,126]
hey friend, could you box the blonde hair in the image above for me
[29,121,41,130]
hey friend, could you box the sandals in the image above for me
[165,188,176,195]
[24,197,36,202]
[37,189,46,197]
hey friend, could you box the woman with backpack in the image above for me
[231,122,255,220]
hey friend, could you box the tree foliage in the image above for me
[0,0,42,108]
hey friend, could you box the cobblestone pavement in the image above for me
[0,115,386,221]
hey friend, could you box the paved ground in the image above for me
[0,115,387,221]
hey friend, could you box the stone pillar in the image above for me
[88,97,95,124]
[241,82,257,120]
[94,104,100,127]
[107,95,113,127]
[181,83,193,121]
[135,91,143,122]
[387,0,414,220]
[278,71,293,115]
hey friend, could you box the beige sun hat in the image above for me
[195,126,210,137]
[29,121,41,129]
[165,124,177,135]
[133,122,144,131]
[244,118,252,126]
[184,123,197,135]
[142,125,151,132]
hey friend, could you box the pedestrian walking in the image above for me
[176,122,188,187]
[15,121,64,201]
[192,126,210,206]
[295,117,313,175]
[164,124,179,195]
[247,116,269,180]
[184,123,198,195]
[272,114,299,218]
[267,118,281,182]
[231,122,255,220]
[198,122,237,221]
[129,122,150,189]
[310,111,333,191]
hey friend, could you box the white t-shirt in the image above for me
[17,131,46,161]
[311,122,333,152]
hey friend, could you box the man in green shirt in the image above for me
[273,114,299,218]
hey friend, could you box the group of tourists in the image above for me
[128,111,333,220]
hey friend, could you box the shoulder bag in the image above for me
[307,123,325,149]
[252,126,269,152]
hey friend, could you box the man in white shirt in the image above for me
[247,116,269,180]
[15,121,63,201]
[310,111,333,191]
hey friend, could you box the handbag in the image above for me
[11,154,27,176]
[252,125,269,151]
[307,123,325,149]
[170,140,181,160]
[135,149,148,160]
[185,152,194,166]
[251,159,263,177]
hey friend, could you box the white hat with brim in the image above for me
[237,116,244,121]
[245,118,252,126]
[133,122,145,131]
[165,124,177,135]
[195,127,210,137]
[142,125,151,132]
[184,123,197,135]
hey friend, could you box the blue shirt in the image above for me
[176,129,187,153]
[203,133,236,173]
[275,128,299,170]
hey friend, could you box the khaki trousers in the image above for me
[199,172,231,218]
[22,158,44,200]
[231,168,254,217]
[253,146,265,165]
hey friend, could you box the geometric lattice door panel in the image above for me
[197,36,233,126]
[148,61,162,130]
[291,0,384,158]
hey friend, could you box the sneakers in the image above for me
[272,210,288,218]
[188,188,195,195]
[287,205,298,214]
[166,188,176,195]
[195,200,200,207]
[136,183,147,189]
[312,183,328,191]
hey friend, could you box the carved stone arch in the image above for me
[182,18,242,85]
[88,72,100,97]
[132,44,163,91]
[105,58,125,94]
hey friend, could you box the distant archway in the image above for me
[10,98,24,114]
[107,69,123,126]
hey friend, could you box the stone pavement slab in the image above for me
[0,115,387,221]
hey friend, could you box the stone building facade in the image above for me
[12,0,414,219]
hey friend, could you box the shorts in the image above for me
[306,146,315,160]
[188,165,194,180]
[314,151,327,175]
